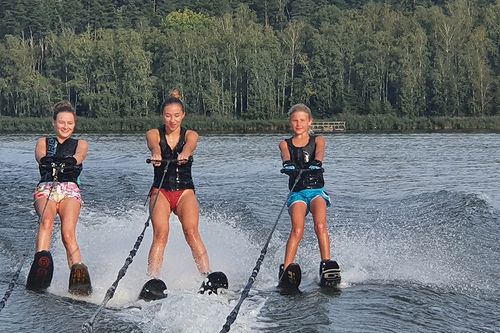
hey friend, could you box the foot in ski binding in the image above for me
[139,278,168,301]
[199,271,228,295]
[278,263,301,290]
[319,259,341,287]
[68,263,92,296]
[26,250,54,292]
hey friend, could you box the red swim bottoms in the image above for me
[150,188,185,211]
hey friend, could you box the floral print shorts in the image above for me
[34,182,82,205]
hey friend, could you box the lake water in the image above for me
[0,133,499,333]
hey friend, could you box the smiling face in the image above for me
[53,111,76,141]
[162,103,185,132]
[289,110,312,135]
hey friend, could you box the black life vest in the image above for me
[152,126,195,191]
[39,137,82,185]
[285,135,325,191]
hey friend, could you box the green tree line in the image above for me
[0,0,498,120]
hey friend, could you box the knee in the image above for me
[61,231,76,246]
[314,221,328,234]
[39,219,54,233]
[183,228,200,242]
[152,232,168,245]
[290,227,304,239]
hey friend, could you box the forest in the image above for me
[0,0,498,125]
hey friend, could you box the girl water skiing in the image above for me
[141,89,227,300]
[279,103,341,288]
[27,101,92,295]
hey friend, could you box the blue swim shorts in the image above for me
[287,188,331,214]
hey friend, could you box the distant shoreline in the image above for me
[1,115,499,134]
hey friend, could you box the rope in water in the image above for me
[0,163,62,313]
[81,160,171,333]
[0,256,26,312]
[219,171,304,332]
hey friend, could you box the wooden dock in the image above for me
[312,121,346,132]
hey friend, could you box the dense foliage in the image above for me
[0,0,498,120]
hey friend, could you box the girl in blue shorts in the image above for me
[279,103,340,285]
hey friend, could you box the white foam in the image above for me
[48,206,271,332]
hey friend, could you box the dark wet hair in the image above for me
[52,100,76,121]
[160,88,184,114]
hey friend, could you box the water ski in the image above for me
[26,251,54,292]
[278,263,301,290]
[319,260,341,288]
[68,263,92,296]
[139,278,168,301]
[199,271,228,295]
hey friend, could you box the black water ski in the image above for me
[278,263,301,290]
[68,263,92,296]
[199,272,228,295]
[319,260,341,288]
[26,251,54,292]
[139,278,168,301]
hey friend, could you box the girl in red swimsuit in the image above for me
[145,89,211,279]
